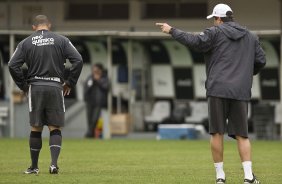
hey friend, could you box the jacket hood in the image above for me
[218,22,247,40]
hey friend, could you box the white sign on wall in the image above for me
[151,65,175,98]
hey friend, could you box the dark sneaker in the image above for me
[49,165,59,174]
[216,178,226,184]
[24,167,39,174]
[244,174,260,184]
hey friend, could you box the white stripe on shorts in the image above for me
[61,91,65,112]
[28,85,32,112]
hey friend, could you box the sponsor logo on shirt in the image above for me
[32,35,54,46]
[34,76,61,82]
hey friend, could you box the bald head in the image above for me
[32,15,51,31]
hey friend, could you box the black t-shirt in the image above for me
[8,30,83,91]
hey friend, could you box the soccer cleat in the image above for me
[244,174,260,184]
[49,165,59,174]
[216,178,226,184]
[24,167,39,174]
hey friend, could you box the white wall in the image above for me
[0,0,280,31]
[0,2,8,28]
[209,0,281,30]
[0,1,64,30]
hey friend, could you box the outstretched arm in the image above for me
[156,22,215,52]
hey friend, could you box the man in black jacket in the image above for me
[156,4,265,184]
[84,63,109,138]
[8,15,83,174]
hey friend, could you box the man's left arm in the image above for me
[64,39,83,88]
[95,77,109,92]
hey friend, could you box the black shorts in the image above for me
[208,96,248,139]
[28,85,65,127]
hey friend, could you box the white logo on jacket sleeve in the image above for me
[9,47,18,61]
[69,41,78,51]
[32,35,54,46]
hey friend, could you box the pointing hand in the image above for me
[156,23,172,34]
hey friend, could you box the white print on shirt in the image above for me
[34,76,61,82]
[32,35,54,46]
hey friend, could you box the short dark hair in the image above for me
[33,15,50,26]
[220,11,234,22]
[93,63,104,71]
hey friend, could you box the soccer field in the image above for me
[0,139,281,184]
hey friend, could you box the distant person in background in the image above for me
[156,3,265,184]
[84,63,109,138]
[8,15,83,174]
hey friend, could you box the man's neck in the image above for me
[35,25,49,31]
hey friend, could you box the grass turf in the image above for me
[0,139,281,184]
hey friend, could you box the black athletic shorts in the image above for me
[28,85,65,127]
[208,96,249,139]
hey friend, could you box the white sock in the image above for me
[242,161,253,180]
[214,162,225,179]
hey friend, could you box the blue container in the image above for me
[158,124,197,140]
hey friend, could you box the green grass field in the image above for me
[0,139,281,184]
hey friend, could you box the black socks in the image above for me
[49,129,62,167]
[29,129,62,168]
[29,131,42,169]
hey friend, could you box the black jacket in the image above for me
[84,74,109,108]
[170,22,266,100]
[8,29,83,91]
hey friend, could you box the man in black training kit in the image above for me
[84,63,109,138]
[8,15,83,174]
[156,4,265,184]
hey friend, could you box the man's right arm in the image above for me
[8,43,28,92]
[155,22,215,53]
[170,27,215,53]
